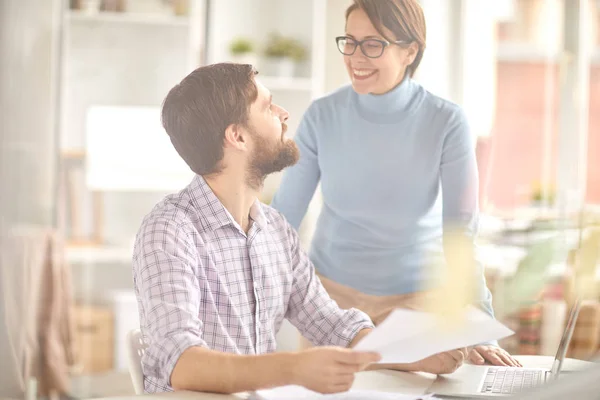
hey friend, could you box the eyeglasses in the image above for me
[335,36,410,59]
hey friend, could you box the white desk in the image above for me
[93,356,595,400]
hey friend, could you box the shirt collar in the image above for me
[249,199,269,230]
[188,175,270,233]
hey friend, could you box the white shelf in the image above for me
[66,10,190,27]
[258,76,313,91]
[593,48,600,64]
[496,42,561,62]
[67,245,133,265]
[498,43,600,64]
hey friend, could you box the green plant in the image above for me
[495,225,600,318]
[530,183,555,205]
[263,33,307,62]
[499,238,559,316]
[229,38,254,55]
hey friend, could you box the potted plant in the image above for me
[263,33,307,77]
[171,0,189,16]
[100,0,126,12]
[530,183,555,208]
[80,0,101,13]
[229,37,258,67]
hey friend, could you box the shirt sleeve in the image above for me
[132,217,208,386]
[440,107,496,327]
[282,218,374,347]
[270,103,321,230]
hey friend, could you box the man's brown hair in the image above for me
[161,63,258,176]
[346,0,426,77]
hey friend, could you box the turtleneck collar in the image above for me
[352,74,422,124]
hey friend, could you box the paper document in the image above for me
[354,306,514,364]
[251,385,439,399]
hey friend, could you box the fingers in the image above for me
[328,380,354,394]
[499,353,517,367]
[322,372,355,394]
[514,357,523,367]
[435,348,466,374]
[336,362,363,374]
[468,348,486,365]
[448,348,468,363]
[483,350,508,366]
[335,350,382,366]
[460,347,469,360]
[334,373,355,387]
[438,352,461,373]
[469,345,521,367]
[497,350,521,367]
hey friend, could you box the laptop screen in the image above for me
[550,297,583,378]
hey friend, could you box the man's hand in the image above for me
[292,347,381,394]
[411,348,469,375]
[468,345,522,367]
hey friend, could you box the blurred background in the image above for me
[1,0,599,398]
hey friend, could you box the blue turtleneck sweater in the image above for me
[271,77,494,317]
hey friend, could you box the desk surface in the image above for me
[94,356,595,400]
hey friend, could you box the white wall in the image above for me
[324,0,352,93]
[0,0,61,228]
[61,20,191,149]
[418,0,498,137]
[415,0,454,100]
[461,0,498,138]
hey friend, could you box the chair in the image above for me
[126,329,148,395]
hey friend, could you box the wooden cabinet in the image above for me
[74,305,114,374]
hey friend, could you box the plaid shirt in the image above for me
[132,175,374,393]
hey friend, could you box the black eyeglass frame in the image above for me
[335,36,410,59]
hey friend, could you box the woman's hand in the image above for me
[468,345,522,367]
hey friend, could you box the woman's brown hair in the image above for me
[346,0,426,77]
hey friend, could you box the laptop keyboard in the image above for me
[480,367,544,394]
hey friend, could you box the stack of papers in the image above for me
[251,385,439,399]
[251,307,512,400]
[353,306,514,364]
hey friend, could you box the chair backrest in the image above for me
[126,329,147,395]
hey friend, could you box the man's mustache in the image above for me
[281,123,288,136]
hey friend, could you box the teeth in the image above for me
[353,69,375,77]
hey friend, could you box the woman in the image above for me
[271,0,520,367]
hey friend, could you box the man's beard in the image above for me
[246,123,300,190]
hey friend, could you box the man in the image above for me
[132,63,468,394]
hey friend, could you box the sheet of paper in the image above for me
[353,306,514,364]
[251,385,439,400]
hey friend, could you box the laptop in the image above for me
[428,297,582,398]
